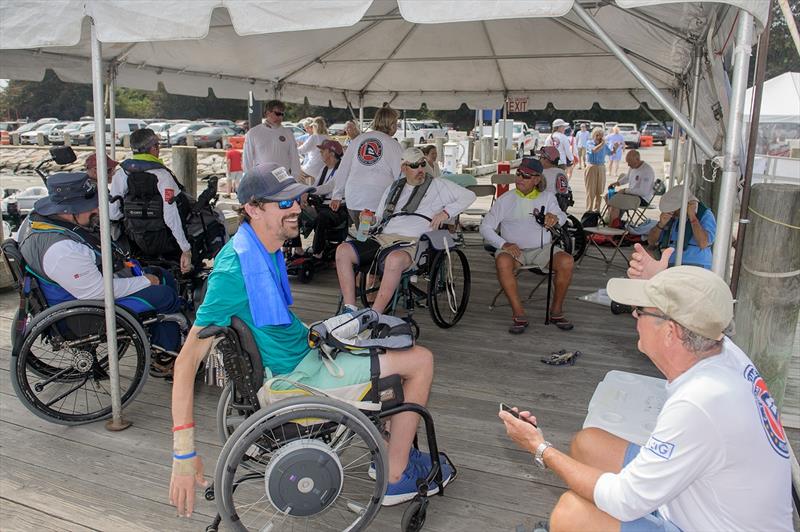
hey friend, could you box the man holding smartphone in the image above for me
[499,266,792,532]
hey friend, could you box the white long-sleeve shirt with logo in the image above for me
[480,189,566,250]
[593,338,792,531]
[331,131,403,212]
[242,122,302,178]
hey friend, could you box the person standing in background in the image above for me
[606,126,625,177]
[575,124,590,169]
[242,100,301,178]
[298,116,330,184]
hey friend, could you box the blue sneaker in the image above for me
[381,451,456,506]
[409,449,455,490]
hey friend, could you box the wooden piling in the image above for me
[733,183,800,409]
[171,146,198,199]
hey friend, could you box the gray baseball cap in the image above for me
[236,163,315,204]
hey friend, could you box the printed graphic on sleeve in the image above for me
[644,436,675,460]
[357,138,383,166]
[555,172,569,194]
[744,364,789,458]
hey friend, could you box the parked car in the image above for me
[534,120,551,133]
[147,122,173,134]
[489,121,539,157]
[160,122,208,145]
[394,120,448,144]
[590,121,604,132]
[20,122,64,144]
[204,119,237,128]
[572,119,592,130]
[192,126,238,148]
[329,123,348,136]
[640,123,670,145]
[1,186,48,214]
[617,123,641,148]
[49,121,91,144]
[71,119,147,145]
[15,118,59,135]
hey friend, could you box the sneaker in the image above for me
[369,447,452,481]
[381,451,455,506]
[339,304,358,315]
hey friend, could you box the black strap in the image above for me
[383,175,434,218]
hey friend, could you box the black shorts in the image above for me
[347,237,414,274]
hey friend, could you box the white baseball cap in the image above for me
[552,118,569,128]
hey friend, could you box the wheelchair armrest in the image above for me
[198,325,230,339]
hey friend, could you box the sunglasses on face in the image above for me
[407,160,427,169]
[272,110,285,117]
[275,196,302,209]
[632,306,669,321]
[516,171,541,179]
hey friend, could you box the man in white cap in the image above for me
[546,119,574,167]
[646,185,716,269]
[336,147,475,314]
[499,266,792,532]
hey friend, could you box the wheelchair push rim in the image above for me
[10,305,149,425]
[215,396,388,532]
[427,248,470,328]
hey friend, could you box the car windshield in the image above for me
[513,125,524,134]
[169,124,190,133]
[64,122,85,132]
[618,125,635,131]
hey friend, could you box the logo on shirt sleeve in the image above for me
[645,436,675,460]
[744,364,789,458]
[164,188,174,202]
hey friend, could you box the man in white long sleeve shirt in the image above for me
[499,266,792,532]
[480,158,575,333]
[18,172,183,352]
[110,128,193,273]
[549,119,574,167]
[242,100,302,178]
[606,150,656,225]
[336,147,475,314]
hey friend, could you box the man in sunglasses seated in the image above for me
[336,147,475,314]
[480,158,575,333]
[169,163,455,517]
[242,99,302,178]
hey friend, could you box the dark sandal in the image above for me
[508,316,529,334]
[541,349,582,366]
[549,314,574,331]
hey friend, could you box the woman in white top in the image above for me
[331,106,403,224]
[298,116,329,183]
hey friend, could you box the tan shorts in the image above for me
[496,242,563,270]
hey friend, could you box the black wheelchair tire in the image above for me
[427,248,470,328]
[565,214,587,261]
[10,304,150,425]
[216,382,250,445]
[214,396,388,531]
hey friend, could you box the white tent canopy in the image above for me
[744,72,800,124]
[0,0,767,111]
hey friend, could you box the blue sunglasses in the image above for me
[276,196,302,209]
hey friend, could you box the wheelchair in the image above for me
[2,238,189,425]
[199,311,453,532]
[285,195,349,283]
[341,212,471,333]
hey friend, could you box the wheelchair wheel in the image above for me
[10,305,150,425]
[216,383,251,444]
[427,248,470,328]
[565,215,587,261]
[215,396,387,531]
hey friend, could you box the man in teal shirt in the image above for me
[168,164,453,518]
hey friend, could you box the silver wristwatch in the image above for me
[534,441,553,469]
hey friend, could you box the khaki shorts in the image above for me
[349,233,419,273]
[496,242,563,270]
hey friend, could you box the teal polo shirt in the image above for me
[194,239,309,376]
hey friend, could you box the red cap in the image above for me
[85,153,119,170]
[317,139,344,156]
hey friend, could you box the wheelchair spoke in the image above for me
[42,375,90,407]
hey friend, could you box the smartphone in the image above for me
[500,403,538,427]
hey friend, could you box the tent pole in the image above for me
[572,3,716,159]
[668,88,684,189]
[490,108,496,163]
[712,10,753,278]
[675,46,703,266]
[108,65,116,160]
[91,21,130,432]
[730,3,773,298]
[358,94,364,132]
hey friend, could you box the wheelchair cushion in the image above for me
[230,316,264,385]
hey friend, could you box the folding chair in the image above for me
[489,263,550,310]
[461,184,496,229]
[628,179,666,227]
[581,194,637,272]
[490,172,517,198]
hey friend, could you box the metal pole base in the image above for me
[105,418,133,432]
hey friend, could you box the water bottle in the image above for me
[356,209,373,242]
[607,185,616,200]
